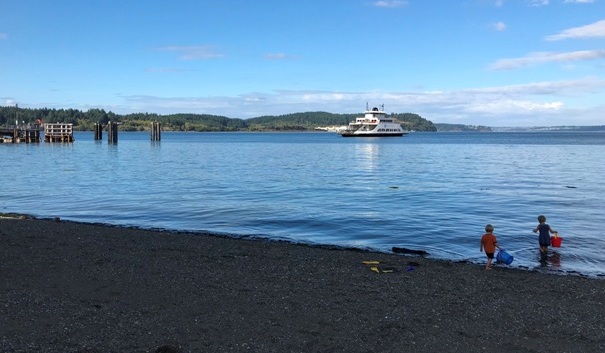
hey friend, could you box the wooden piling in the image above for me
[94,123,103,140]
[151,122,161,141]
[107,121,119,144]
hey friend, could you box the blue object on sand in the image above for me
[496,249,514,265]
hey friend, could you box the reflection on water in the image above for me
[354,142,380,172]
[548,251,561,268]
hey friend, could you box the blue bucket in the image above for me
[496,250,514,265]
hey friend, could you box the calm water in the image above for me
[2,131,604,277]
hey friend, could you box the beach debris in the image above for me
[406,266,416,272]
[392,247,428,256]
[155,345,181,353]
[0,213,30,220]
[375,266,398,273]
[362,260,380,265]
[362,261,398,273]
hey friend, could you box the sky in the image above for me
[1,0,605,127]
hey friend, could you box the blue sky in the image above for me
[1,0,604,126]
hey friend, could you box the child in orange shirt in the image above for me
[480,224,502,270]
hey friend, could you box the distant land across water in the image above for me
[434,123,605,132]
[1,106,603,133]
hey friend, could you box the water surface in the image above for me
[2,131,604,277]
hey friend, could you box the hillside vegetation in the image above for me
[0,106,437,132]
[434,123,492,132]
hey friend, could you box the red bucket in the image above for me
[551,234,562,248]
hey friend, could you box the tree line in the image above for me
[0,106,437,132]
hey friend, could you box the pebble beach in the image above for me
[1,215,604,353]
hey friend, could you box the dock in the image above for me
[43,123,74,143]
[0,125,41,143]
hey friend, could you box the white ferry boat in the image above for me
[338,105,408,137]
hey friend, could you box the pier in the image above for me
[43,123,74,143]
[0,125,41,143]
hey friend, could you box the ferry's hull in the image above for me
[339,132,406,137]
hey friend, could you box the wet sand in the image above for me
[1,215,604,353]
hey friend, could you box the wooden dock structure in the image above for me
[44,123,74,143]
[0,126,41,143]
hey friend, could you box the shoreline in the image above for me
[2,215,605,352]
[4,213,601,280]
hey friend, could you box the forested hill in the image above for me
[0,106,436,132]
[248,111,436,131]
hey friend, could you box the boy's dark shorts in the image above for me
[486,253,494,259]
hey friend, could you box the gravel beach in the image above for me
[1,215,604,353]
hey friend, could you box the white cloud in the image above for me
[546,19,605,41]
[145,67,196,73]
[463,100,563,114]
[110,77,605,127]
[15,76,604,126]
[528,0,549,6]
[488,50,605,70]
[564,0,594,3]
[4,99,16,106]
[464,77,605,96]
[265,53,298,60]
[491,21,507,31]
[154,45,225,60]
[372,1,408,8]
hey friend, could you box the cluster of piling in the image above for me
[94,123,103,140]
[107,122,119,143]
[151,122,161,141]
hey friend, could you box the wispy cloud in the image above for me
[528,0,549,6]
[265,53,299,60]
[491,21,507,31]
[113,77,605,126]
[154,45,225,60]
[564,0,594,3]
[0,33,7,40]
[372,1,408,8]
[145,67,196,73]
[488,50,605,70]
[545,19,605,41]
[464,77,605,96]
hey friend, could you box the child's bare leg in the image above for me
[540,246,548,261]
[486,258,492,270]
